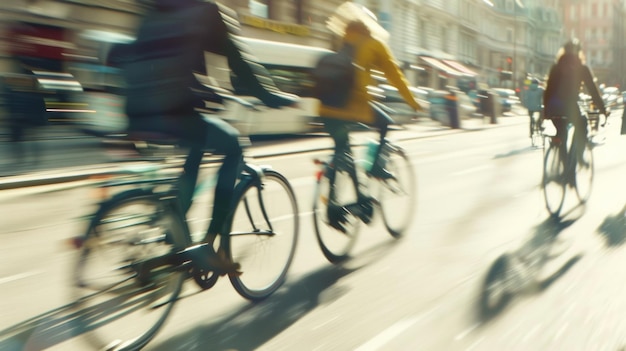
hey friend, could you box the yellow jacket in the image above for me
[318,31,421,124]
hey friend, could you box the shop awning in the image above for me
[442,59,478,76]
[419,56,464,76]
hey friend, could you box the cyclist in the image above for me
[523,78,544,139]
[108,0,297,274]
[318,18,422,232]
[543,38,606,172]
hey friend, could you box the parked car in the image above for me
[377,84,431,124]
[428,89,477,127]
[601,86,620,109]
[492,88,519,113]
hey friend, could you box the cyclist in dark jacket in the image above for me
[544,39,606,164]
[110,0,296,274]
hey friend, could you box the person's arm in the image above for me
[581,65,606,114]
[543,64,557,110]
[203,4,296,108]
[373,40,421,111]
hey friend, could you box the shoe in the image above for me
[368,163,395,180]
[357,197,374,224]
[192,243,242,276]
[327,204,349,233]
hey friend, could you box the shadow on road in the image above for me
[148,239,400,351]
[597,203,626,247]
[493,145,541,159]
[477,216,583,323]
[0,238,399,351]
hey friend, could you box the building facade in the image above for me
[6,0,618,94]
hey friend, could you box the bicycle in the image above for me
[312,123,416,263]
[70,87,299,351]
[530,111,544,148]
[542,109,605,217]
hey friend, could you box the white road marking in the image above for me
[354,316,422,351]
[465,337,485,351]
[0,270,43,285]
[455,323,481,341]
[451,165,493,177]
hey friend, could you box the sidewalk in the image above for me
[0,114,527,190]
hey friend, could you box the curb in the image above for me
[0,117,525,191]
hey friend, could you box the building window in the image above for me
[570,6,577,21]
[249,0,268,18]
[591,2,597,18]
[420,20,428,50]
[505,0,514,13]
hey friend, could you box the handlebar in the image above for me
[192,84,263,111]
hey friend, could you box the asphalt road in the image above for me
[2,111,626,350]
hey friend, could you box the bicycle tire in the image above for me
[480,254,512,318]
[574,141,594,203]
[542,143,566,217]
[226,169,299,301]
[313,163,361,263]
[72,189,188,351]
[378,144,417,238]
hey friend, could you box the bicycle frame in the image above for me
[124,162,272,283]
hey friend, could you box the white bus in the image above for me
[78,36,332,136]
[204,36,332,136]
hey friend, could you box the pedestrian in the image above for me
[3,69,46,170]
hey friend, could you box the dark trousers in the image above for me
[322,103,392,200]
[528,109,542,137]
[129,113,243,237]
[550,115,587,164]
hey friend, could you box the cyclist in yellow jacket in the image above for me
[318,19,421,232]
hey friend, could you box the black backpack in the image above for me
[312,44,356,108]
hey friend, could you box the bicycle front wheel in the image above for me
[72,189,188,351]
[313,165,361,263]
[574,142,594,203]
[542,143,566,217]
[227,169,299,301]
[378,144,417,238]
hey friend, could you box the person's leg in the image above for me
[549,117,568,165]
[573,115,589,165]
[368,104,393,179]
[200,117,244,239]
[529,110,535,137]
[322,118,359,231]
[178,115,242,274]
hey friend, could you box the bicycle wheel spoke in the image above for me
[72,193,186,351]
[228,170,298,300]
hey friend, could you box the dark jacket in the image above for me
[543,54,605,120]
[523,83,543,112]
[109,0,293,118]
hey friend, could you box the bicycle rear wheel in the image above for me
[72,189,188,351]
[313,164,360,263]
[227,169,299,301]
[542,143,566,217]
[574,141,594,203]
[378,144,416,238]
